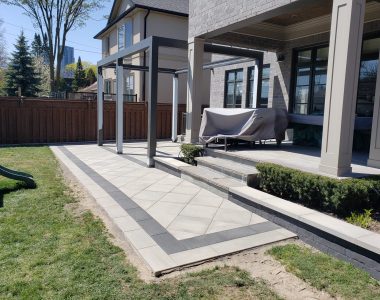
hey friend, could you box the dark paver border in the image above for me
[59,146,282,255]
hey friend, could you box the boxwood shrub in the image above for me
[256,163,380,216]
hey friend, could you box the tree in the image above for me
[0,19,7,68]
[31,33,43,57]
[72,56,86,91]
[1,0,104,92]
[5,31,41,97]
[86,67,96,86]
[33,56,50,95]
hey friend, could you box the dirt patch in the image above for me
[56,155,336,299]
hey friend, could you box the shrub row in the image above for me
[256,163,380,216]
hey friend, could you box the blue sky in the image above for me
[0,2,114,64]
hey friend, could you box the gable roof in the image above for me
[94,0,188,39]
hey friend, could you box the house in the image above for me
[94,0,210,105]
[185,0,380,177]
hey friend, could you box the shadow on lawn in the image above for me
[0,181,36,208]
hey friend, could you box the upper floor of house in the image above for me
[94,0,189,58]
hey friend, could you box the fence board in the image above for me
[0,97,186,145]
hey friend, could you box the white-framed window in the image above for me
[118,20,133,51]
[104,79,112,94]
[103,36,110,57]
[125,74,134,95]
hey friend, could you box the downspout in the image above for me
[142,9,151,102]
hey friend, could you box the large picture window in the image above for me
[292,46,328,115]
[224,69,243,108]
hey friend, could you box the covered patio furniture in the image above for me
[199,108,288,149]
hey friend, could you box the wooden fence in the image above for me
[0,97,186,145]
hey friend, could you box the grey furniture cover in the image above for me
[199,108,288,144]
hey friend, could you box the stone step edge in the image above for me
[205,148,261,167]
[195,156,259,179]
[229,186,380,258]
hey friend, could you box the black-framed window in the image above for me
[259,65,270,108]
[224,69,243,108]
[246,66,256,108]
[292,46,328,115]
[356,37,380,117]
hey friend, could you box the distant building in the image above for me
[60,46,75,78]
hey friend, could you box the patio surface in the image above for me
[51,142,296,275]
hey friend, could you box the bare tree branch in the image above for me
[1,0,105,92]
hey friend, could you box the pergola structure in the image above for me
[97,36,264,167]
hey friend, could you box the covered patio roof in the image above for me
[97,35,264,167]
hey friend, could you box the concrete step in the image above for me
[180,165,245,198]
[195,156,259,187]
[205,148,259,167]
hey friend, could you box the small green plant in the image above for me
[346,209,373,229]
[179,144,203,165]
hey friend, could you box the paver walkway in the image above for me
[51,143,296,275]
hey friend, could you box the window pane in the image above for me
[314,66,327,85]
[296,67,311,86]
[297,50,312,63]
[295,86,309,104]
[294,103,308,114]
[357,59,378,117]
[118,25,125,50]
[362,38,380,55]
[235,82,243,106]
[261,80,269,99]
[227,71,235,81]
[262,66,270,79]
[125,21,133,48]
[316,47,329,61]
[236,70,243,81]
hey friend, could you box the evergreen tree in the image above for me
[5,31,40,97]
[86,68,96,86]
[72,56,86,91]
[31,33,43,57]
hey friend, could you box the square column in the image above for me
[97,67,103,146]
[147,42,159,167]
[172,74,179,142]
[116,58,124,154]
[185,37,204,143]
[319,0,365,177]
[368,52,380,168]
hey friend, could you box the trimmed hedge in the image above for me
[256,163,380,216]
[179,144,204,165]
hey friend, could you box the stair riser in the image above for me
[205,149,258,167]
[196,161,259,188]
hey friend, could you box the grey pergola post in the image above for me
[97,67,103,146]
[147,39,159,167]
[116,58,124,154]
[172,74,179,142]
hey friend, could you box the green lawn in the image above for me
[268,244,380,299]
[0,146,279,300]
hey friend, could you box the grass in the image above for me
[268,244,380,299]
[0,146,280,299]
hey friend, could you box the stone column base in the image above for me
[319,164,352,178]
